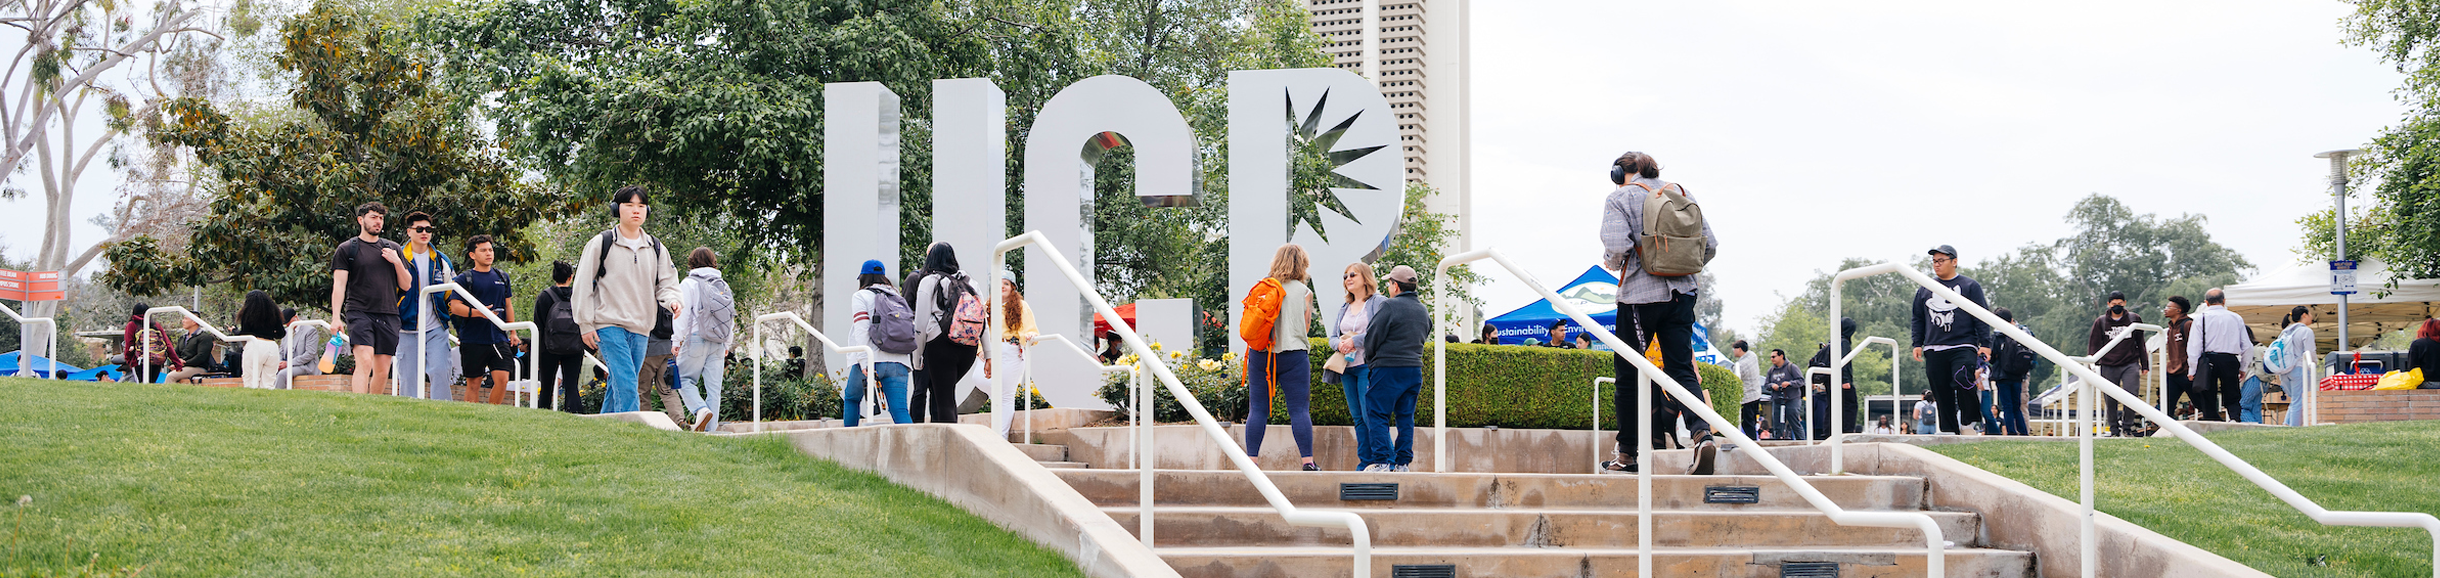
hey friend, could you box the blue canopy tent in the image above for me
[64,365,122,382]
[1482,266,1727,365]
[0,350,85,379]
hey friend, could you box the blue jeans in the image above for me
[1340,365,1371,462]
[392,328,454,401]
[843,362,912,426]
[1245,350,1313,459]
[597,326,648,413]
[675,337,729,430]
[2243,375,2266,424]
[1361,365,1422,468]
[1993,378,2029,435]
[1978,389,2000,433]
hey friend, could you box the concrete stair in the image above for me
[1015,442,1090,470]
[1053,469,2035,577]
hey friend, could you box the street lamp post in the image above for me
[2314,149,2362,356]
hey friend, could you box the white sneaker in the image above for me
[1361,464,1390,472]
[691,408,714,432]
[1391,464,1411,472]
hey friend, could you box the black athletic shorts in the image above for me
[343,312,400,356]
[461,342,517,378]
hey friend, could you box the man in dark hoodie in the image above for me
[1911,245,1993,435]
[2086,291,2148,437]
[1359,265,1429,472]
[1807,317,1860,439]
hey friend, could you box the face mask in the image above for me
[2109,304,2126,316]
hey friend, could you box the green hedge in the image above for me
[1101,338,1743,430]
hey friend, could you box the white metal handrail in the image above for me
[2,301,58,379]
[751,311,872,433]
[1026,334,1135,450]
[991,231,1370,571]
[1437,249,1947,577]
[142,306,264,383]
[418,282,542,407]
[1835,260,2440,578]
[1806,336,1898,457]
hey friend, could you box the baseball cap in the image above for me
[1384,265,1419,284]
[1928,245,1958,259]
[860,259,886,275]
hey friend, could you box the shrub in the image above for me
[1097,343,1246,423]
[723,362,842,421]
[1104,338,1744,430]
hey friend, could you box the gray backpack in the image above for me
[865,287,922,355]
[689,271,737,345]
[1630,181,1711,277]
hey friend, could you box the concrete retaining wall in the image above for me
[1055,424,1617,473]
[776,424,1177,578]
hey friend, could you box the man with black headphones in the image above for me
[1597,151,1720,475]
[570,185,683,414]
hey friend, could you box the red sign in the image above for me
[0,269,64,302]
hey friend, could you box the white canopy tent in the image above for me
[2222,260,2440,351]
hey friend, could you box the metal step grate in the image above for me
[1391,563,1457,578]
[1780,561,1839,578]
[1340,482,1400,501]
[1705,485,1762,504]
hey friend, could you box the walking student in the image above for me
[907,242,982,424]
[2183,288,2254,422]
[2085,291,2148,437]
[981,271,1038,437]
[1987,308,2036,436]
[1359,265,1429,472]
[234,291,286,390]
[641,307,683,421]
[846,259,916,426]
[1807,317,1859,439]
[673,247,737,432]
[1596,151,1721,475]
[448,235,520,404]
[2161,296,2197,419]
[1733,340,1765,439]
[1910,244,1992,435]
[1245,244,1319,471]
[393,211,458,400]
[1327,262,1388,469]
[2271,306,2315,426]
[534,261,587,412]
[572,186,683,414]
[329,202,410,395]
[275,307,323,390]
[1765,349,1804,440]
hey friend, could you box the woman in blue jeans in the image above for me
[843,259,914,425]
[1326,262,1388,468]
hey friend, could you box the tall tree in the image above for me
[101,0,564,307]
[2314,1,2440,283]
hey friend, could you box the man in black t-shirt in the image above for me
[329,202,411,395]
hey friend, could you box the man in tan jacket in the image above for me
[572,185,683,414]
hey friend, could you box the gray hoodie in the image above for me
[571,228,682,336]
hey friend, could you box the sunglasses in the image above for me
[411,226,435,233]
[1344,272,1363,279]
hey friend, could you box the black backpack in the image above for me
[544,288,583,355]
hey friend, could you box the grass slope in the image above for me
[1928,421,2439,578]
[0,378,1083,577]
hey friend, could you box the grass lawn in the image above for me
[1929,421,2439,578]
[0,377,1084,577]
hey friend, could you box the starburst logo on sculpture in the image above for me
[1286,88,1388,243]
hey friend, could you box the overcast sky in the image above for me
[1466,0,2407,335]
[0,1,2409,337]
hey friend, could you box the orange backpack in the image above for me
[1238,278,1285,352]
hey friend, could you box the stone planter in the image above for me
[290,375,351,392]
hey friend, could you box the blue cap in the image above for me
[861,260,886,275]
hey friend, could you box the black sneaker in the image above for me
[1599,459,1638,474]
[1301,463,1319,472]
[1689,438,1718,475]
